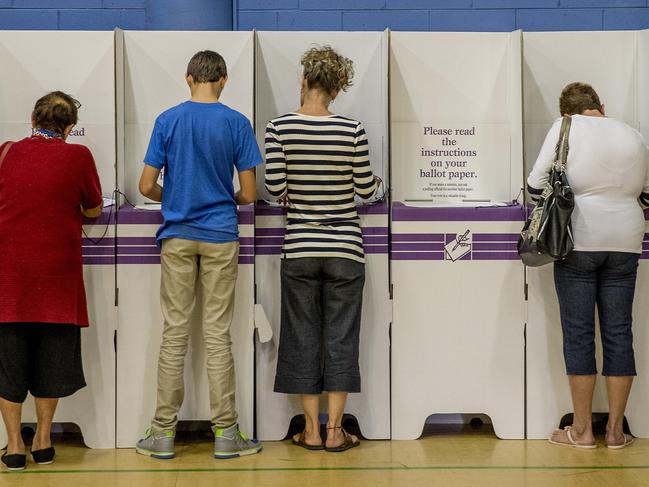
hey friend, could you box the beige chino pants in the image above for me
[152,238,239,432]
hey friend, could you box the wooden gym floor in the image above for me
[2,425,649,487]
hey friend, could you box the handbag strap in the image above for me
[0,142,14,173]
[554,116,572,171]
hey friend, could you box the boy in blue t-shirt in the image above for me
[136,50,263,460]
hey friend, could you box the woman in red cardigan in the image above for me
[0,92,103,471]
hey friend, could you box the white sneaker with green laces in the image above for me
[136,428,176,459]
[213,424,262,459]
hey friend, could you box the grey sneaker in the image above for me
[213,424,262,459]
[136,428,175,459]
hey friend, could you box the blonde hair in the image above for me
[301,46,354,95]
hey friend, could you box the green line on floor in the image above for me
[4,465,649,474]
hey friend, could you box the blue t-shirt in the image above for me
[144,101,263,243]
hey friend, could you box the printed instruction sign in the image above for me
[392,122,511,204]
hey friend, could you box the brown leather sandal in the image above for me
[324,426,360,452]
[292,430,325,450]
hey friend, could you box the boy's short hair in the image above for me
[186,50,227,83]
[559,82,602,116]
[32,91,81,135]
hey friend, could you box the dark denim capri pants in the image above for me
[554,251,639,376]
[274,257,365,394]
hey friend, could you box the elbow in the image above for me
[83,206,102,219]
[139,180,155,199]
[238,188,257,205]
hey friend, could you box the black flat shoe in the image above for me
[31,447,55,465]
[2,452,26,471]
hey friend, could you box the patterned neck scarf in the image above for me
[32,128,64,140]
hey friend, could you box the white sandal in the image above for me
[607,434,634,450]
[548,426,597,449]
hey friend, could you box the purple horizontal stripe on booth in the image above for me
[392,202,526,222]
[113,255,254,265]
[643,242,649,250]
[239,246,254,256]
[255,236,285,246]
[472,242,518,251]
[641,251,649,259]
[256,228,286,236]
[473,233,519,242]
[239,237,254,246]
[363,236,388,245]
[392,242,445,251]
[358,201,389,215]
[391,251,445,261]
[392,233,445,242]
[82,247,116,256]
[362,226,388,236]
[255,203,287,217]
[364,245,389,254]
[238,206,255,225]
[117,207,164,224]
[83,256,115,265]
[472,251,520,260]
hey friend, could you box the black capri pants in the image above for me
[0,323,86,403]
[274,257,365,395]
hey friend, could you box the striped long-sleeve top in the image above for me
[264,113,378,263]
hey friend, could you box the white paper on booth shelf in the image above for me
[116,31,255,447]
[255,31,389,200]
[122,31,254,204]
[254,31,390,440]
[390,31,523,205]
[0,31,117,194]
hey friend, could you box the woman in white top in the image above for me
[528,82,649,449]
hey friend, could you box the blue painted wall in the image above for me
[236,0,649,31]
[0,0,231,30]
[0,0,648,31]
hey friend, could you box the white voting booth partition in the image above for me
[116,31,255,447]
[524,30,649,439]
[254,31,391,440]
[390,32,526,440]
[0,31,117,448]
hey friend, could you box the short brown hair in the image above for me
[186,50,227,83]
[559,82,602,116]
[32,91,80,135]
[301,46,354,95]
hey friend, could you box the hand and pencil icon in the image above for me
[445,229,472,261]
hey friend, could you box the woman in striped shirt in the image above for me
[265,46,379,452]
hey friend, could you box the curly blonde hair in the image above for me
[301,46,354,95]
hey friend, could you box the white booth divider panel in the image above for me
[390,205,526,440]
[0,31,117,448]
[254,203,390,440]
[390,32,523,205]
[522,31,638,177]
[255,31,389,200]
[523,30,649,438]
[115,207,255,447]
[122,31,254,204]
[0,31,117,193]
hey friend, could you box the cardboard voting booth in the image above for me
[390,32,526,440]
[0,30,117,448]
[116,31,256,447]
[254,32,391,440]
[524,30,649,439]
